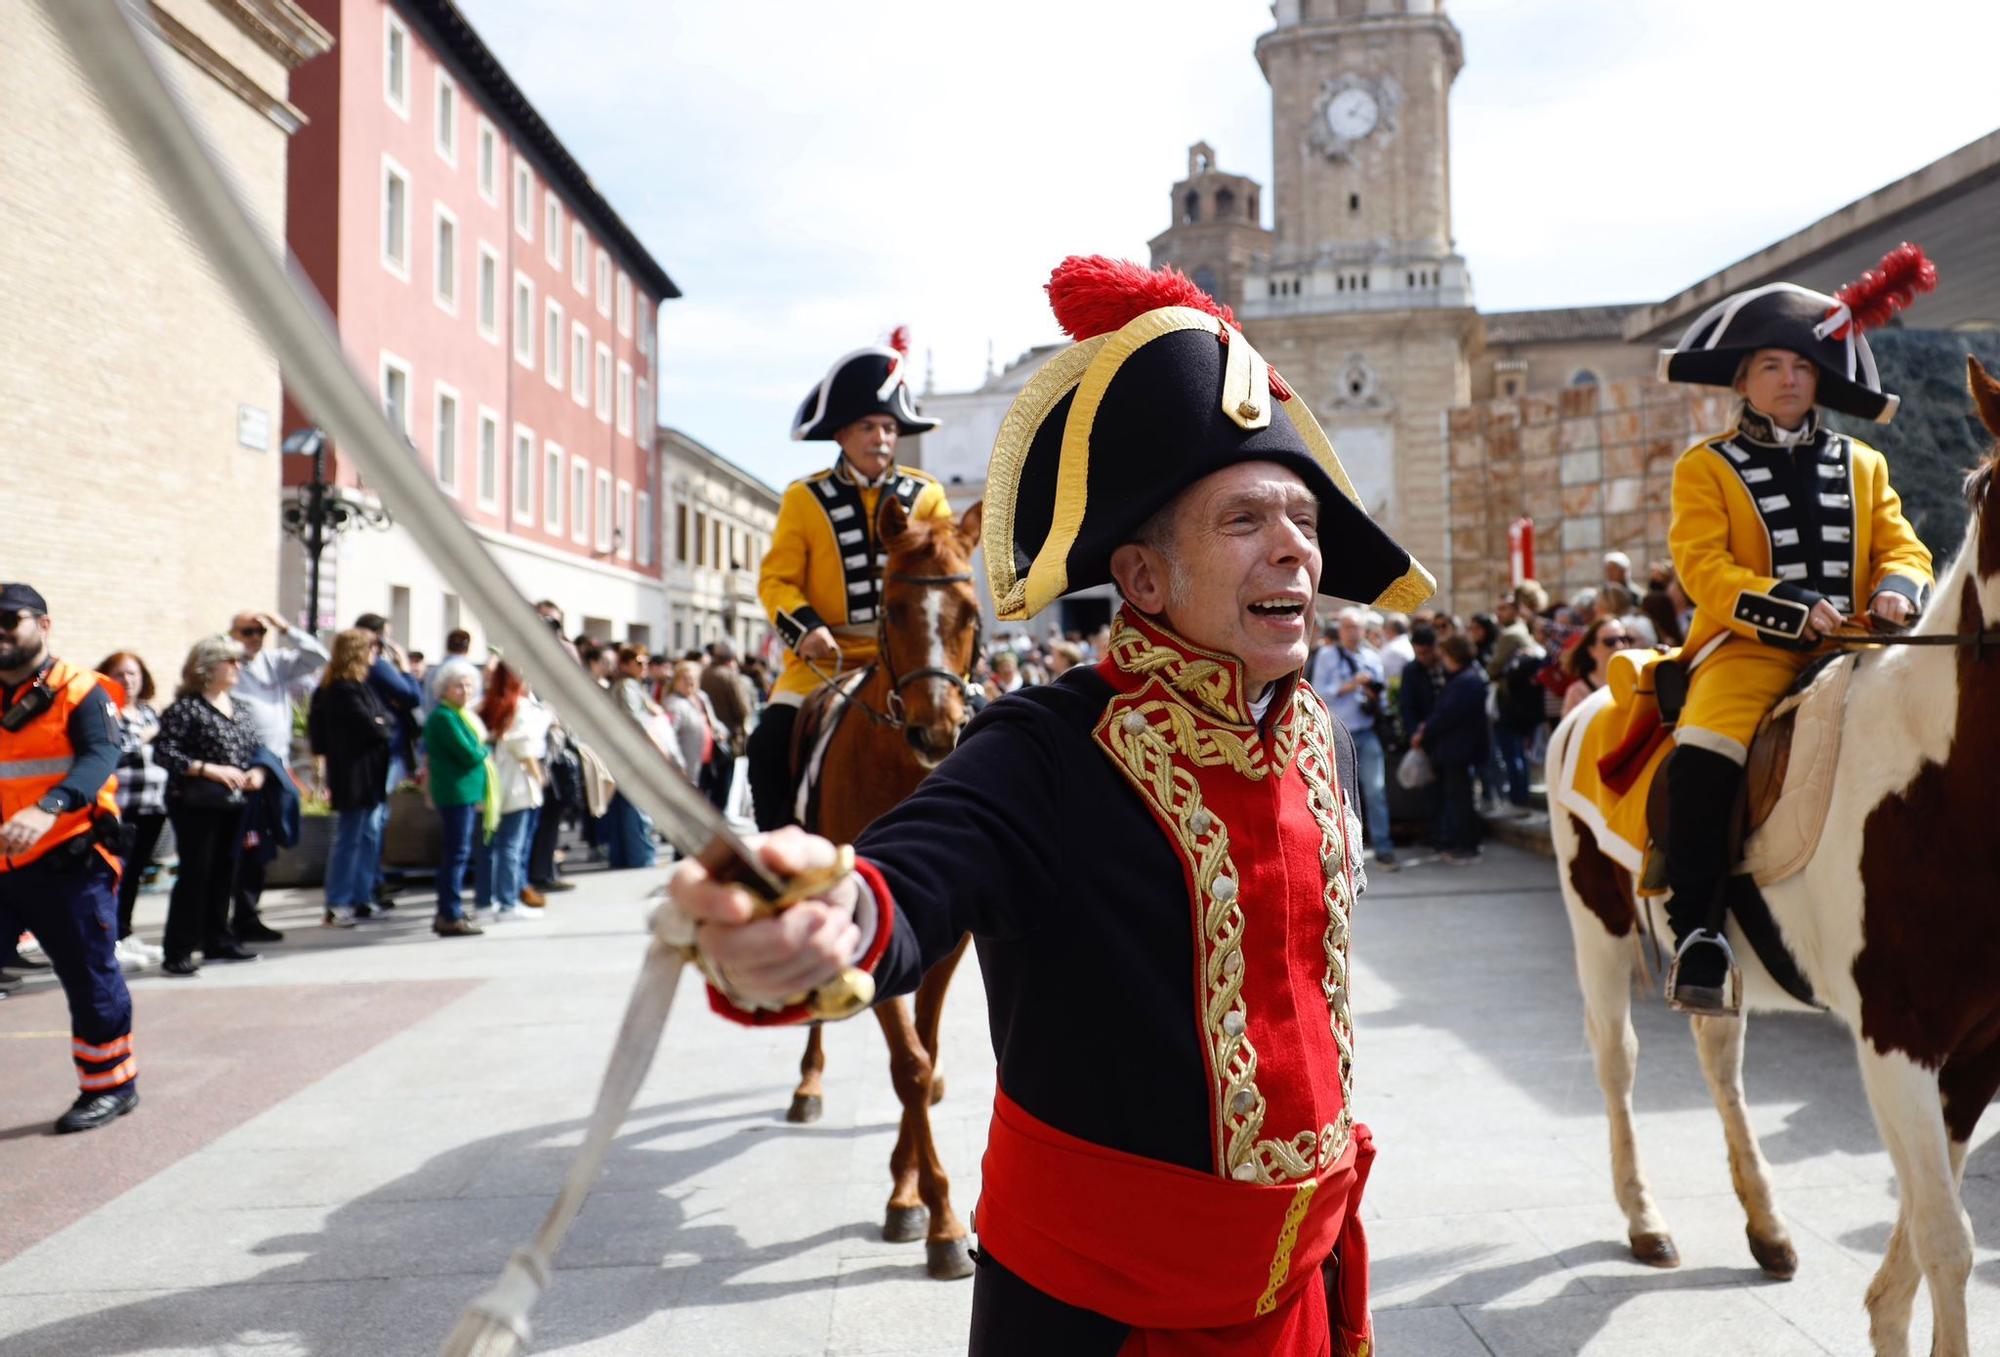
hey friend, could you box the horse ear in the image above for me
[877,492,912,544]
[1969,357,2000,440]
[956,501,984,555]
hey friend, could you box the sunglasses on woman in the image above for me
[1597,632,1632,648]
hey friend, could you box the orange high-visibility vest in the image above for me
[0,658,121,873]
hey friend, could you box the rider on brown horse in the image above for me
[673,256,1431,1356]
[1655,248,1936,1013]
[745,330,954,831]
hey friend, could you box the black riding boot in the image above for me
[746,703,801,833]
[1663,744,1744,1015]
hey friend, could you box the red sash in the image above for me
[975,1088,1374,1356]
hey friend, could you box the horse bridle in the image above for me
[803,570,981,730]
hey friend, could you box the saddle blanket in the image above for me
[1553,648,1851,890]
[795,668,869,829]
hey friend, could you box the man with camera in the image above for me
[1309,607,1396,869]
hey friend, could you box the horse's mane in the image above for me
[884,511,970,568]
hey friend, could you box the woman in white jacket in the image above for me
[660,660,720,785]
[475,663,551,919]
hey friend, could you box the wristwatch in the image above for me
[36,791,70,815]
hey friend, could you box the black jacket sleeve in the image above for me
[53,684,123,811]
[855,683,1088,999]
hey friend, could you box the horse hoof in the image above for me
[883,1206,927,1243]
[785,1094,823,1124]
[1748,1231,1798,1280]
[1630,1232,1681,1268]
[926,1236,975,1281]
[929,1074,946,1106]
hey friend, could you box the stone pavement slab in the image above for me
[0,845,1994,1355]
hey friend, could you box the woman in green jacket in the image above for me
[422,664,488,937]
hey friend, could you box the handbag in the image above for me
[1396,746,1436,790]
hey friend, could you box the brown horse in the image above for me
[786,494,984,1281]
[1548,358,2000,1356]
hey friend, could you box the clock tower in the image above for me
[1236,0,1475,603]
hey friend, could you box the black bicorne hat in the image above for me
[1658,243,1938,425]
[985,257,1432,621]
[791,329,939,440]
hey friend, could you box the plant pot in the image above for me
[264,812,336,888]
[380,787,442,869]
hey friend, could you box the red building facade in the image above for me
[282,0,677,648]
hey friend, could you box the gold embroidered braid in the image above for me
[1108,619,1247,725]
[1295,687,1358,1121]
[1255,1180,1321,1316]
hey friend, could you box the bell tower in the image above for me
[1237,0,1475,604]
[1147,143,1273,317]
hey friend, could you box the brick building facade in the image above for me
[0,0,330,673]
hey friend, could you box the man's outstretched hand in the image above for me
[668,827,862,1007]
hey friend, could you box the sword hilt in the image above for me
[695,841,876,1021]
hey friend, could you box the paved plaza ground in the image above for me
[1,843,1996,1355]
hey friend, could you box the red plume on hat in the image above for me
[1044,256,1293,400]
[1817,243,1938,342]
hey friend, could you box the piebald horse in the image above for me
[1548,357,2000,1357]
[786,495,984,1281]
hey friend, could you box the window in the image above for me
[434,384,461,494]
[638,304,651,358]
[384,10,409,116]
[571,460,589,543]
[712,519,722,572]
[544,193,562,268]
[477,119,498,203]
[594,342,611,422]
[693,509,707,566]
[513,273,534,366]
[433,205,458,312]
[595,250,611,317]
[637,377,652,449]
[434,70,457,165]
[615,480,633,559]
[380,353,412,441]
[616,272,632,337]
[381,156,410,278]
[636,491,653,566]
[570,322,589,404]
[571,223,588,292]
[616,361,633,436]
[513,158,533,240]
[545,299,564,386]
[476,407,500,508]
[675,503,688,563]
[543,442,564,531]
[512,424,536,523]
[596,471,614,551]
[476,243,499,341]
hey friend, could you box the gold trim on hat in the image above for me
[984,337,1107,620]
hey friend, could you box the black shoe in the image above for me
[0,971,22,994]
[162,956,200,977]
[537,878,578,893]
[205,943,259,963]
[235,919,285,944]
[1667,932,1739,1016]
[55,1087,138,1134]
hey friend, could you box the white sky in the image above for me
[458,0,1999,490]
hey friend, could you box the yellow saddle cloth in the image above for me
[1553,649,1676,883]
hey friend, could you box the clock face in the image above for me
[1325,88,1380,140]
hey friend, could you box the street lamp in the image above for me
[281,425,392,632]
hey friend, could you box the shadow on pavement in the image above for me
[0,1090,912,1357]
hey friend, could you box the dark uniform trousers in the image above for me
[0,851,135,1093]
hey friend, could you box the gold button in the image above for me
[1212,875,1238,903]
[1191,810,1213,835]
[1237,399,1262,420]
[1122,711,1147,734]
[1232,1087,1257,1114]
[1232,1162,1258,1182]
[1222,1010,1246,1037]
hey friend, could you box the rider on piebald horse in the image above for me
[746,331,953,831]
[1657,250,1936,1014]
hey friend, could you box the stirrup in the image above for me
[1666,929,1742,1017]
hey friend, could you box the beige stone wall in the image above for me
[1469,336,1658,401]
[1443,379,1735,609]
[1249,305,1474,606]
[0,2,314,677]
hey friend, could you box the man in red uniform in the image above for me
[0,582,139,1132]
[670,259,1432,1354]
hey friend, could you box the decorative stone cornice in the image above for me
[143,2,316,133]
[210,0,333,69]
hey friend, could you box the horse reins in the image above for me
[802,570,980,731]
[1820,627,2000,657]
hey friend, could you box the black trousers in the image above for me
[1438,763,1481,853]
[164,801,245,961]
[745,705,799,832]
[969,1251,1128,1355]
[529,798,564,886]
[0,853,134,1094]
[115,812,168,939]
[700,751,735,813]
[232,852,266,928]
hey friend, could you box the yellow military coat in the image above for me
[1669,414,1932,756]
[759,458,954,703]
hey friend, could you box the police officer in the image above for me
[746,332,953,830]
[0,582,140,1132]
